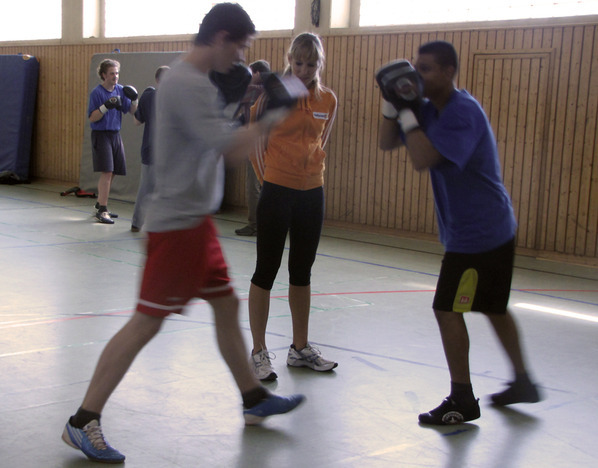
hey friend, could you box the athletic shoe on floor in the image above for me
[130,225,140,233]
[95,203,118,218]
[418,396,481,425]
[491,380,542,405]
[250,349,278,381]
[286,343,338,371]
[235,225,257,236]
[62,419,125,463]
[243,393,305,425]
[95,210,114,225]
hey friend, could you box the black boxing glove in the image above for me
[376,59,423,116]
[210,63,253,106]
[261,73,308,112]
[99,96,122,114]
[122,85,138,105]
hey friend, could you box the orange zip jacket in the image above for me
[250,86,337,190]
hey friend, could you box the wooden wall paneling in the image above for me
[520,27,539,249]
[523,28,535,50]
[399,34,414,231]
[404,34,415,232]
[334,35,349,222]
[531,53,553,252]
[543,27,563,251]
[514,57,531,248]
[495,58,510,184]
[381,33,399,229]
[392,34,407,231]
[55,46,65,180]
[456,31,470,90]
[513,28,525,49]
[337,35,352,223]
[391,34,406,229]
[65,46,79,182]
[322,35,336,218]
[383,35,399,230]
[521,56,542,249]
[327,35,341,221]
[343,35,362,224]
[584,28,598,257]
[368,35,387,227]
[532,27,544,49]
[326,35,343,221]
[504,57,519,205]
[355,32,368,226]
[496,29,506,50]
[368,34,386,227]
[543,27,565,251]
[563,26,585,255]
[66,47,77,181]
[536,29,556,251]
[554,26,575,253]
[341,35,358,223]
[356,35,372,225]
[486,29,497,50]
[515,55,535,249]
[477,29,488,50]
[574,26,596,256]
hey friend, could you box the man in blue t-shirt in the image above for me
[87,59,138,224]
[378,40,541,425]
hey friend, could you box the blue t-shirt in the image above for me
[87,84,132,131]
[419,89,516,253]
[134,86,156,165]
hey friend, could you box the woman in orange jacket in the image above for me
[248,33,338,381]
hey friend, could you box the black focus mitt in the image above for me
[210,63,253,106]
[375,59,423,115]
[262,73,308,111]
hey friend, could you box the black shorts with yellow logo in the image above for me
[433,238,515,314]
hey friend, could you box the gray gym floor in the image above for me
[1,181,597,468]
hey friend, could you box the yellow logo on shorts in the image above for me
[453,268,478,313]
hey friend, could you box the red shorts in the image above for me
[137,217,233,317]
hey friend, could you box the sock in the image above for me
[242,386,270,409]
[97,205,108,213]
[450,381,475,402]
[70,407,101,429]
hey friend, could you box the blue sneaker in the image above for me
[243,393,305,425]
[62,419,125,463]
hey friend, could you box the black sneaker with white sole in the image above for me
[94,203,118,218]
[95,210,114,224]
[418,396,480,425]
[490,380,542,406]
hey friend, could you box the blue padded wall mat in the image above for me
[0,54,39,181]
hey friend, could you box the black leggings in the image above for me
[251,182,324,290]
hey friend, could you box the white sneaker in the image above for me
[286,344,338,371]
[250,349,278,381]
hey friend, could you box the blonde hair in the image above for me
[284,32,326,99]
